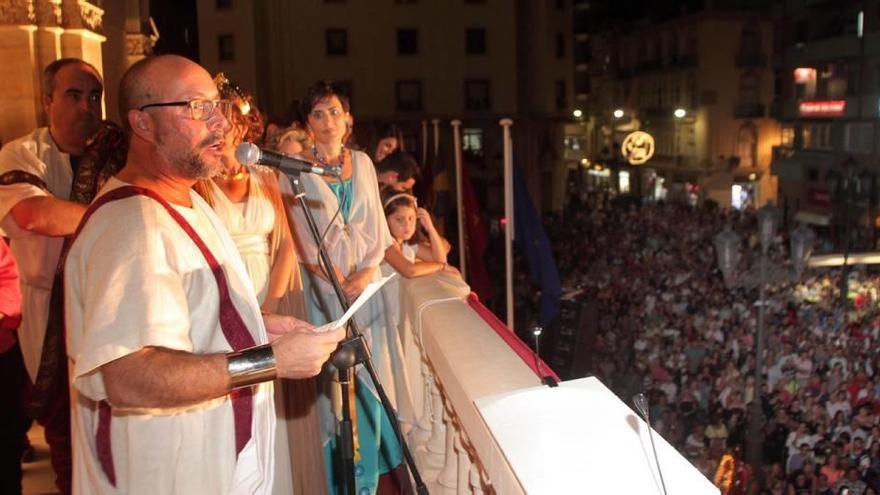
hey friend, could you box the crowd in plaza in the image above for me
[530,191,880,494]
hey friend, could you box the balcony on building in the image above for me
[770,145,834,183]
[734,102,765,119]
[735,51,767,68]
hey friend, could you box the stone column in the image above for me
[0,0,106,143]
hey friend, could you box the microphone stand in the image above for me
[634,393,668,495]
[531,326,558,387]
[285,172,428,495]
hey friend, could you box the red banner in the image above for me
[807,188,832,209]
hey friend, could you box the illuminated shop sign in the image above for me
[620,131,655,165]
[799,100,846,117]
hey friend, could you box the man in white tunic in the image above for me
[64,55,345,494]
[0,58,104,494]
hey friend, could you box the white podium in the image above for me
[474,377,720,494]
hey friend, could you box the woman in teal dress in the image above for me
[283,81,410,494]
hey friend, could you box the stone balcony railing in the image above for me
[395,271,557,494]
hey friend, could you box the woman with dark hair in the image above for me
[372,123,402,163]
[285,80,409,494]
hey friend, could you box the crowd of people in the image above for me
[532,190,880,494]
[12,52,880,495]
[0,54,452,495]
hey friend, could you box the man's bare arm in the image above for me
[101,347,229,409]
[100,326,345,409]
[10,196,86,236]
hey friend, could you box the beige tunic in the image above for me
[65,178,275,494]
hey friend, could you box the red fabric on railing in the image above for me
[466,293,561,382]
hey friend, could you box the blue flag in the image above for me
[513,164,562,326]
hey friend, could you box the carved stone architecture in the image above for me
[0,0,153,144]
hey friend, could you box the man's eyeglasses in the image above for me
[138,99,232,121]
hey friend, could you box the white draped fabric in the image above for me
[281,150,415,431]
[65,178,275,495]
[0,127,72,381]
[206,166,276,304]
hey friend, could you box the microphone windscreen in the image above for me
[235,142,260,166]
[633,393,648,418]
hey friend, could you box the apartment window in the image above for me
[873,65,880,92]
[556,33,566,59]
[780,126,795,148]
[555,80,567,111]
[738,70,760,107]
[464,80,490,111]
[803,123,831,150]
[466,28,486,55]
[846,64,860,96]
[396,81,423,111]
[326,29,348,56]
[564,136,583,151]
[397,29,418,55]
[845,122,874,154]
[736,123,757,168]
[218,34,235,61]
[216,0,232,8]
[463,128,484,156]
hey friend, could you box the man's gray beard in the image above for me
[178,151,214,180]
[157,135,218,180]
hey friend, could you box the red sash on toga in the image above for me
[72,185,258,486]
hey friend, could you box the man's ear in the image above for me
[41,94,52,118]
[128,109,153,141]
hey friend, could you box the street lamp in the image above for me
[673,108,687,119]
[573,109,583,119]
[613,109,625,119]
[713,204,815,470]
[826,156,877,309]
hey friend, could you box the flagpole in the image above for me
[451,119,466,279]
[420,120,428,167]
[500,118,514,331]
[431,118,440,158]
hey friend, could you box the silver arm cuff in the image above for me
[227,344,277,389]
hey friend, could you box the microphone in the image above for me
[235,142,342,177]
[531,326,558,387]
[633,392,668,495]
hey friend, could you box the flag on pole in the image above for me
[461,162,493,301]
[513,164,561,326]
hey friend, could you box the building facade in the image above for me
[769,0,879,235]
[195,0,575,211]
[573,2,778,209]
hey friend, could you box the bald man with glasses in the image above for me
[64,55,344,494]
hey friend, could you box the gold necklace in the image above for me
[218,165,246,181]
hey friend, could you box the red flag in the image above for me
[461,164,492,301]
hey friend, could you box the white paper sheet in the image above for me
[313,272,396,332]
